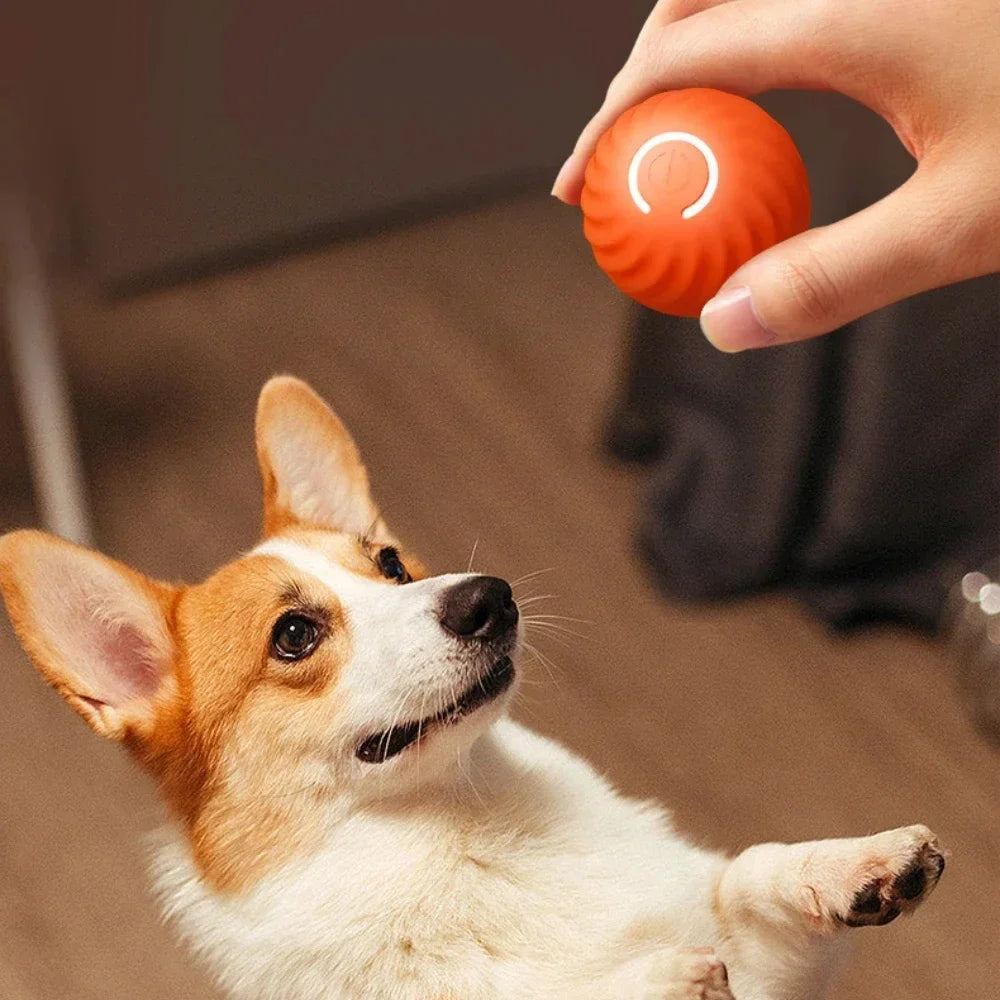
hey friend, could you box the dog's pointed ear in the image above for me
[0,531,178,741]
[255,376,380,536]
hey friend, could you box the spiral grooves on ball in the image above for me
[581,90,811,317]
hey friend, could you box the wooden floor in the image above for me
[1,193,997,999]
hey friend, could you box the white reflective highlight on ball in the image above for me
[627,131,719,220]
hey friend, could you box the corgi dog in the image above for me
[0,376,945,1000]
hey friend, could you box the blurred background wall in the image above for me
[1,4,999,1000]
[7,0,650,282]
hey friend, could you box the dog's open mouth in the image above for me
[356,656,515,764]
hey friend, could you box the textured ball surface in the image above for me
[581,89,811,317]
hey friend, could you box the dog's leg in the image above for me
[713,825,945,1000]
[719,824,945,933]
[601,947,735,1000]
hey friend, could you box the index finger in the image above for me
[551,0,825,204]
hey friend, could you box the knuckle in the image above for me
[952,169,1000,274]
[651,0,697,22]
[629,28,676,83]
[799,0,843,39]
[604,68,628,101]
[778,252,843,324]
[650,0,731,24]
[804,0,836,26]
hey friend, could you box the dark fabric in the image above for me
[606,92,1000,632]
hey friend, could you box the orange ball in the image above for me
[581,89,811,317]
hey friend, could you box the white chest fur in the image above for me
[152,720,724,1000]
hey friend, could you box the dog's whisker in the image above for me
[466,537,481,574]
[525,642,562,674]
[512,675,547,688]
[455,741,487,809]
[521,613,589,633]
[415,685,430,782]
[237,778,331,808]
[516,594,559,608]
[524,629,582,647]
[510,693,547,725]
[509,567,555,589]
[525,632,575,652]
[521,640,564,688]
[521,616,583,631]
[520,612,591,625]
[524,622,588,646]
[374,687,415,794]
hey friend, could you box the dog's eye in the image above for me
[271,613,321,661]
[376,546,410,584]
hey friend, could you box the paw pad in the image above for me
[647,948,734,999]
[841,838,946,928]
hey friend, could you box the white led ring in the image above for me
[627,131,719,220]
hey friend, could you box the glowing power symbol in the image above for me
[627,132,719,219]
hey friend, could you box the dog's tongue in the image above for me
[356,720,422,764]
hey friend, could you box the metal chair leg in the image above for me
[2,191,93,547]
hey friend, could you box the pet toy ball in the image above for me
[580,89,811,317]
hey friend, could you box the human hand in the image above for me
[552,0,1000,351]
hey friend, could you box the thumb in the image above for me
[699,167,975,351]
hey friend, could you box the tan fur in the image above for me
[0,377,945,1000]
[0,382,423,893]
[158,555,355,890]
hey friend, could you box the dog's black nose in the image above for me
[440,576,518,640]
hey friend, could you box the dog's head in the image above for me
[0,377,521,888]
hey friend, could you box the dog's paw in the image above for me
[836,826,946,927]
[641,947,734,1000]
[798,824,946,930]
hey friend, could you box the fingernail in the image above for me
[551,156,574,198]
[700,286,776,352]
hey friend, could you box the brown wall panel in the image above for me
[39,1,649,281]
